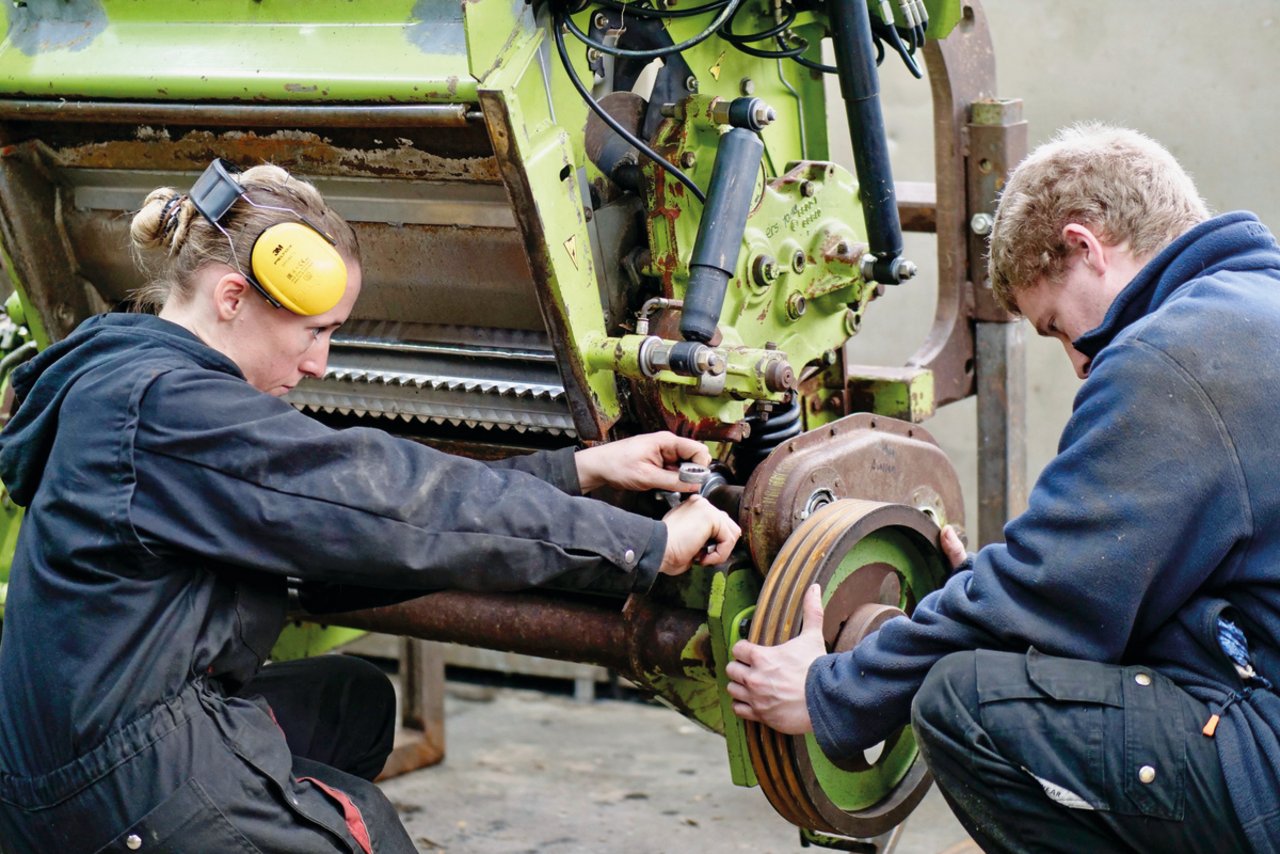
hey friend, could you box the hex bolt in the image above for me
[587,48,602,63]
[801,181,816,198]
[593,11,609,29]
[791,249,807,274]
[680,151,697,169]
[970,212,994,236]
[786,292,807,319]
[686,75,699,93]
[845,308,862,335]
[740,77,755,95]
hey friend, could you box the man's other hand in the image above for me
[940,524,968,570]
[725,583,825,734]
[659,494,740,575]
[575,431,711,494]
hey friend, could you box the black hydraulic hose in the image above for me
[680,128,764,343]
[828,0,906,283]
[552,12,707,203]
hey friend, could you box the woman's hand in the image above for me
[659,495,741,575]
[575,431,711,494]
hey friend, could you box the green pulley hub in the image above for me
[744,499,949,838]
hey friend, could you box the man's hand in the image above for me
[940,524,968,569]
[659,494,741,575]
[725,584,826,734]
[575,431,711,494]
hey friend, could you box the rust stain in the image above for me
[51,128,501,183]
[283,83,319,94]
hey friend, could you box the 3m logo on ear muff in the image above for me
[250,221,347,316]
[188,158,349,317]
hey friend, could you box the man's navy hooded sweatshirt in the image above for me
[807,212,1280,851]
[0,314,664,852]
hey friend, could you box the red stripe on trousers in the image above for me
[297,776,374,854]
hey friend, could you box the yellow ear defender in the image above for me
[188,158,349,317]
[249,221,348,316]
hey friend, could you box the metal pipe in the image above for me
[0,99,477,128]
[318,590,707,679]
[828,0,909,284]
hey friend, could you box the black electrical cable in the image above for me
[719,3,796,44]
[783,36,837,74]
[561,0,742,59]
[593,0,730,20]
[551,11,706,204]
[730,37,809,60]
[874,17,922,78]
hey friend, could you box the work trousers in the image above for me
[244,655,419,853]
[910,649,1252,853]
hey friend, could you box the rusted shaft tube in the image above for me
[0,99,478,127]
[318,591,706,679]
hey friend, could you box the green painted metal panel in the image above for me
[0,1,475,103]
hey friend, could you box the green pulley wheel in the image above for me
[744,499,949,838]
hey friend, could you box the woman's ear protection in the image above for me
[188,159,348,317]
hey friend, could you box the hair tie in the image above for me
[160,194,187,237]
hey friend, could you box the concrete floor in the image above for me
[377,681,970,854]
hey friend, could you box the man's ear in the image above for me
[212,271,252,321]
[1060,223,1108,276]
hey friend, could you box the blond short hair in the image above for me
[988,123,1210,313]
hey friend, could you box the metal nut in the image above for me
[751,254,779,286]
[970,212,994,236]
[740,77,755,95]
[786,292,807,320]
[1138,765,1156,784]
[791,249,807,274]
[801,181,816,198]
[686,75,699,93]
[680,151,697,169]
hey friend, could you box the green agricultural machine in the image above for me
[0,0,1027,847]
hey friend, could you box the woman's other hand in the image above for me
[658,495,741,575]
[575,431,711,494]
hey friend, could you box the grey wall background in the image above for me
[829,0,1280,530]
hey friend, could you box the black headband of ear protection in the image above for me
[188,158,337,243]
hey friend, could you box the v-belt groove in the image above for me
[745,505,831,830]
[757,504,849,829]
[748,502,854,832]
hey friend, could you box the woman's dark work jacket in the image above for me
[806,212,1280,852]
[0,313,666,853]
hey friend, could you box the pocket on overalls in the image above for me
[92,778,261,854]
[977,648,1120,813]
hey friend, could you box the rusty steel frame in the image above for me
[904,0,1028,545]
[0,99,481,128]
[324,590,708,684]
